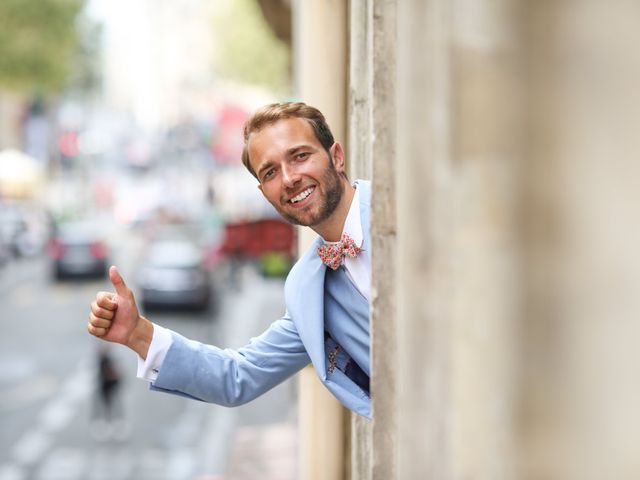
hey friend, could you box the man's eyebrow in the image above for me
[256,160,274,177]
[286,144,314,155]
[256,145,316,176]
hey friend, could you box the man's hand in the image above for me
[88,266,153,358]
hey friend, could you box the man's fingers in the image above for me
[89,315,112,329]
[109,266,129,297]
[91,301,115,320]
[88,310,113,337]
[87,320,109,337]
[96,292,117,310]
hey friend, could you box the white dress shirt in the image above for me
[322,185,370,300]
[137,183,370,382]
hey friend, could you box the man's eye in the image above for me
[263,169,275,180]
[296,152,309,160]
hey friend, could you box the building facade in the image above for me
[287,1,640,478]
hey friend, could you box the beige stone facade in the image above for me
[289,0,640,478]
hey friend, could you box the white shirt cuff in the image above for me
[136,324,173,382]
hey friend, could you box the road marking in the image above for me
[0,356,37,384]
[0,375,57,413]
[58,365,92,402]
[2,361,92,473]
[35,448,85,480]
[39,399,76,433]
[0,464,25,480]
[12,430,52,466]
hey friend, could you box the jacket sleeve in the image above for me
[149,312,310,406]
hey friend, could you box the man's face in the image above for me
[247,118,345,228]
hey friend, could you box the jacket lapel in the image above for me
[284,237,328,379]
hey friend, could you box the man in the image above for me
[88,102,372,417]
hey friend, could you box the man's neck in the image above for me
[312,181,356,242]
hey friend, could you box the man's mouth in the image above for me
[289,186,315,204]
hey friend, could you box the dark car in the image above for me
[48,221,109,279]
[138,239,211,311]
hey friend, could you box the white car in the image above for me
[138,239,211,311]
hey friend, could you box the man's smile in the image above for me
[288,186,316,205]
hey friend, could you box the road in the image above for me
[0,226,297,480]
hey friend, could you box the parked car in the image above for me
[48,221,109,279]
[137,239,211,311]
[0,202,48,258]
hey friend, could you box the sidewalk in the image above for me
[197,264,299,480]
[224,422,298,480]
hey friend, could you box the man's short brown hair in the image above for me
[241,102,335,179]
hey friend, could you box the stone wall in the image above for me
[351,1,640,478]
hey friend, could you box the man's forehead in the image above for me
[249,117,315,143]
[247,118,319,158]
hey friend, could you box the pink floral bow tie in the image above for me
[317,233,363,270]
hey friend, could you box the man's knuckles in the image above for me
[96,292,117,310]
[89,313,112,327]
[87,322,107,337]
[91,302,115,319]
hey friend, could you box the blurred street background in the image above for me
[0,1,298,479]
[5,0,640,479]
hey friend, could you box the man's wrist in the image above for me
[126,316,153,360]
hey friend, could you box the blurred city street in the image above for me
[0,1,302,479]
[0,221,297,480]
[4,0,640,477]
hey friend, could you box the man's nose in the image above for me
[282,164,301,187]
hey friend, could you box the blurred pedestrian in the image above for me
[91,344,128,440]
[88,102,372,418]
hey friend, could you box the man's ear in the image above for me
[330,143,346,172]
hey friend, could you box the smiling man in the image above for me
[88,102,372,418]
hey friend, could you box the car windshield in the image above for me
[57,222,104,244]
[145,241,201,268]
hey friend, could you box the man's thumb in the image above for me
[109,266,128,296]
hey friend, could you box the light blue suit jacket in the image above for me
[151,180,372,418]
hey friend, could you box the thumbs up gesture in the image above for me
[89,266,152,357]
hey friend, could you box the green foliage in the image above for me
[260,252,293,278]
[0,0,84,93]
[212,0,290,94]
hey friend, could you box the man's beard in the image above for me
[280,160,344,227]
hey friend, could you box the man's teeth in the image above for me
[290,187,314,203]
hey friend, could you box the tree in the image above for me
[211,0,291,94]
[0,0,84,93]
